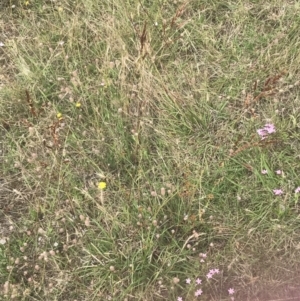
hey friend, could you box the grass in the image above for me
[1,0,300,300]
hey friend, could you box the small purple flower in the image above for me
[257,123,276,139]
[207,268,220,276]
[186,278,191,284]
[177,297,183,301]
[273,189,283,196]
[196,278,202,285]
[261,169,268,174]
[257,128,268,139]
[264,123,276,134]
[195,289,203,297]
[276,170,282,175]
[295,187,300,193]
[228,288,235,295]
[206,273,213,279]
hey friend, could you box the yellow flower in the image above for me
[56,112,62,119]
[75,102,81,108]
[24,1,29,6]
[98,182,106,190]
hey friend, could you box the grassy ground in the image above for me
[1,0,300,300]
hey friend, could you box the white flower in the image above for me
[0,238,7,245]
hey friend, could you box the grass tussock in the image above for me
[1,0,300,300]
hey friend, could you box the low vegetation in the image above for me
[1,1,300,300]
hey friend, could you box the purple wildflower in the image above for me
[261,169,268,174]
[195,289,203,297]
[295,187,300,193]
[257,128,268,139]
[257,123,276,139]
[273,189,283,195]
[196,278,202,285]
[264,123,276,134]
[207,268,220,276]
[228,288,235,295]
